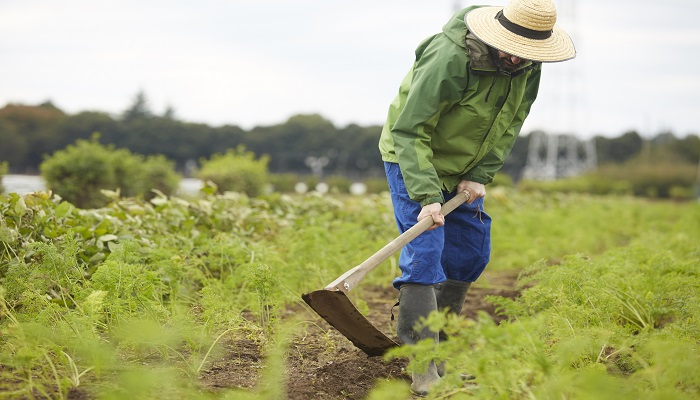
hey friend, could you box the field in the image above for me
[1,187,699,399]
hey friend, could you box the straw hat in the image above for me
[465,0,575,62]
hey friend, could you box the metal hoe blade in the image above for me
[302,289,398,357]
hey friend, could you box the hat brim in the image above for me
[465,6,576,63]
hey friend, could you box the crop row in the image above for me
[0,188,698,398]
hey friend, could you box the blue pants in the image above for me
[384,162,491,289]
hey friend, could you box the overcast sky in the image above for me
[1,0,699,138]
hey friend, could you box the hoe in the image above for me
[302,191,469,356]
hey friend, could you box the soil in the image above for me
[198,269,522,399]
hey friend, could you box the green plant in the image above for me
[303,175,319,191]
[131,155,181,199]
[382,212,700,399]
[197,146,269,197]
[325,175,352,193]
[40,138,119,208]
[491,172,514,187]
[518,174,633,196]
[246,263,280,337]
[2,188,699,399]
[268,172,300,193]
[0,161,7,194]
[595,161,696,198]
[40,137,180,208]
[363,177,389,194]
[520,160,697,199]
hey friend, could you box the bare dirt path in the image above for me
[198,269,522,399]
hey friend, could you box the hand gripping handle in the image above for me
[324,191,471,292]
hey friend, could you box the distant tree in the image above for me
[57,111,119,150]
[6,97,699,184]
[38,100,61,110]
[662,133,700,164]
[245,114,336,173]
[595,131,644,165]
[242,114,385,178]
[0,119,27,173]
[122,90,153,121]
[335,123,383,178]
[163,105,176,120]
[201,124,246,160]
[0,103,66,172]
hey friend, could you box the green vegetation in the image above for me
[39,138,180,208]
[520,158,699,199]
[197,146,270,197]
[2,98,698,196]
[1,186,698,398]
[0,161,7,194]
[392,214,700,398]
[0,188,398,398]
[2,91,698,399]
[0,99,384,179]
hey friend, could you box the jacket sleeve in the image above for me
[391,38,467,206]
[463,65,542,184]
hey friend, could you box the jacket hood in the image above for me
[441,7,472,50]
[443,7,534,73]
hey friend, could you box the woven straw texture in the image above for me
[465,0,575,63]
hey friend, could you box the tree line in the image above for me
[1,92,698,184]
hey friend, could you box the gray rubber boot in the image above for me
[435,279,471,317]
[434,279,473,379]
[397,284,441,397]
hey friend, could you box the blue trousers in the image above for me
[384,162,492,289]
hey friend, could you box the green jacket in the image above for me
[378,6,541,206]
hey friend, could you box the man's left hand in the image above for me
[457,180,486,204]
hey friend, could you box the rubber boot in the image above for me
[435,279,471,317]
[397,284,441,397]
[434,280,474,379]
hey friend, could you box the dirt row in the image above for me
[198,270,522,399]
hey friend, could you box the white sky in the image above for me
[1,0,699,138]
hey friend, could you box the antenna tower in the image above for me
[522,0,596,180]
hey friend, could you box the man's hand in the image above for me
[457,180,486,204]
[417,202,444,231]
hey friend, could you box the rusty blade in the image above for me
[302,289,398,357]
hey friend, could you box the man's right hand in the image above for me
[417,202,444,231]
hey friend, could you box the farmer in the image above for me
[378,0,575,394]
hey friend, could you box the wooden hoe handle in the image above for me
[324,191,471,292]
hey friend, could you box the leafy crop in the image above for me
[1,186,698,399]
[385,198,700,399]
[0,187,399,398]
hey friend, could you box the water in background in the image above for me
[2,175,203,196]
[3,175,44,194]
[2,175,369,197]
